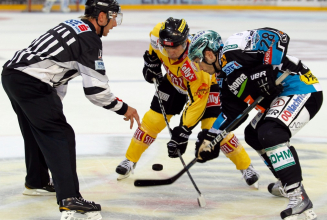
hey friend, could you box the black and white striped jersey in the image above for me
[3,19,128,115]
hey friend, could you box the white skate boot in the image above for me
[280,183,317,220]
[240,164,260,189]
[116,158,137,180]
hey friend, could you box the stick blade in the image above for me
[134,178,173,187]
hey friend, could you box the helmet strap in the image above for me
[96,12,111,38]
[202,51,220,73]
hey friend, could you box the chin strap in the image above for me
[96,13,111,38]
[203,52,220,73]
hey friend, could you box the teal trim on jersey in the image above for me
[278,73,321,96]
[237,78,248,98]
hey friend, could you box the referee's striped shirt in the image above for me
[3,18,127,115]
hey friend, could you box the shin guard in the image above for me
[126,110,170,162]
[220,132,251,170]
[266,144,302,186]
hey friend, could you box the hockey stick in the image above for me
[135,77,206,207]
[134,70,290,187]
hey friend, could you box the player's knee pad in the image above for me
[244,124,264,151]
[220,132,251,170]
[257,121,290,148]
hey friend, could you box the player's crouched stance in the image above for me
[189,29,322,219]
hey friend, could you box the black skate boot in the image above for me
[60,197,102,220]
[23,179,55,196]
[116,158,137,180]
[268,179,285,197]
[240,164,260,189]
[280,183,317,220]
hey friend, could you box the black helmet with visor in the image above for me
[85,0,123,36]
[158,17,189,57]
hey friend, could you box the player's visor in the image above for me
[108,11,123,25]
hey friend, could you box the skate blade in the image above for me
[23,188,55,196]
[283,209,317,220]
[61,211,102,220]
[303,208,317,220]
[117,173,131,180]
[253,181,259,189]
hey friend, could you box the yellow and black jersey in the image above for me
[148,22,219,130]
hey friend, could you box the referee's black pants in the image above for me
[1,69,81,203]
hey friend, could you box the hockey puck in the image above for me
[152,164,163,171]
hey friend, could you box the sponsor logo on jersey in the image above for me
[277,31,288,43]
[194,83,209,99]
[150,34,159,50]
[276,94,309,126]
[95,60,105,70]
[228,73,247,93]
[64,19,91,35]
[216,77,223,88]
[300,71,319,85]
[221,54,227,67]
[267,109,280,116]
[244,95,265,113]
[289,121,307,129]
[264,40,274,64]
[222,61,242,75]
[250,71,266,80]
[222,44,238,53]
[154,90,170,101]
[181,60,197,82]
[271,98,286,107]
[207,92,220,107]
[164,64,187,91]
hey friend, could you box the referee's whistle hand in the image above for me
[124,106,141,129]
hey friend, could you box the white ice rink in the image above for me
[0,10,327,220]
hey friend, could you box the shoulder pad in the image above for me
[149,22,163,51]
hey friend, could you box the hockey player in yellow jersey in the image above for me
[116,17,259,187]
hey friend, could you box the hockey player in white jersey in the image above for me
[188,29,322,220]
[1,0,140,219]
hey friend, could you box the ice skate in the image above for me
[280,183,317,220]
[23,179,55,196]
[240,164,260,189]
[268,179,285,197]
[60,197,102,220]
[116,158,137,180]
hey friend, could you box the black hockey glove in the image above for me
[195,129,220,163]
[251,65,283,98]
[143,50,163,84]
[167,126,192,158]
